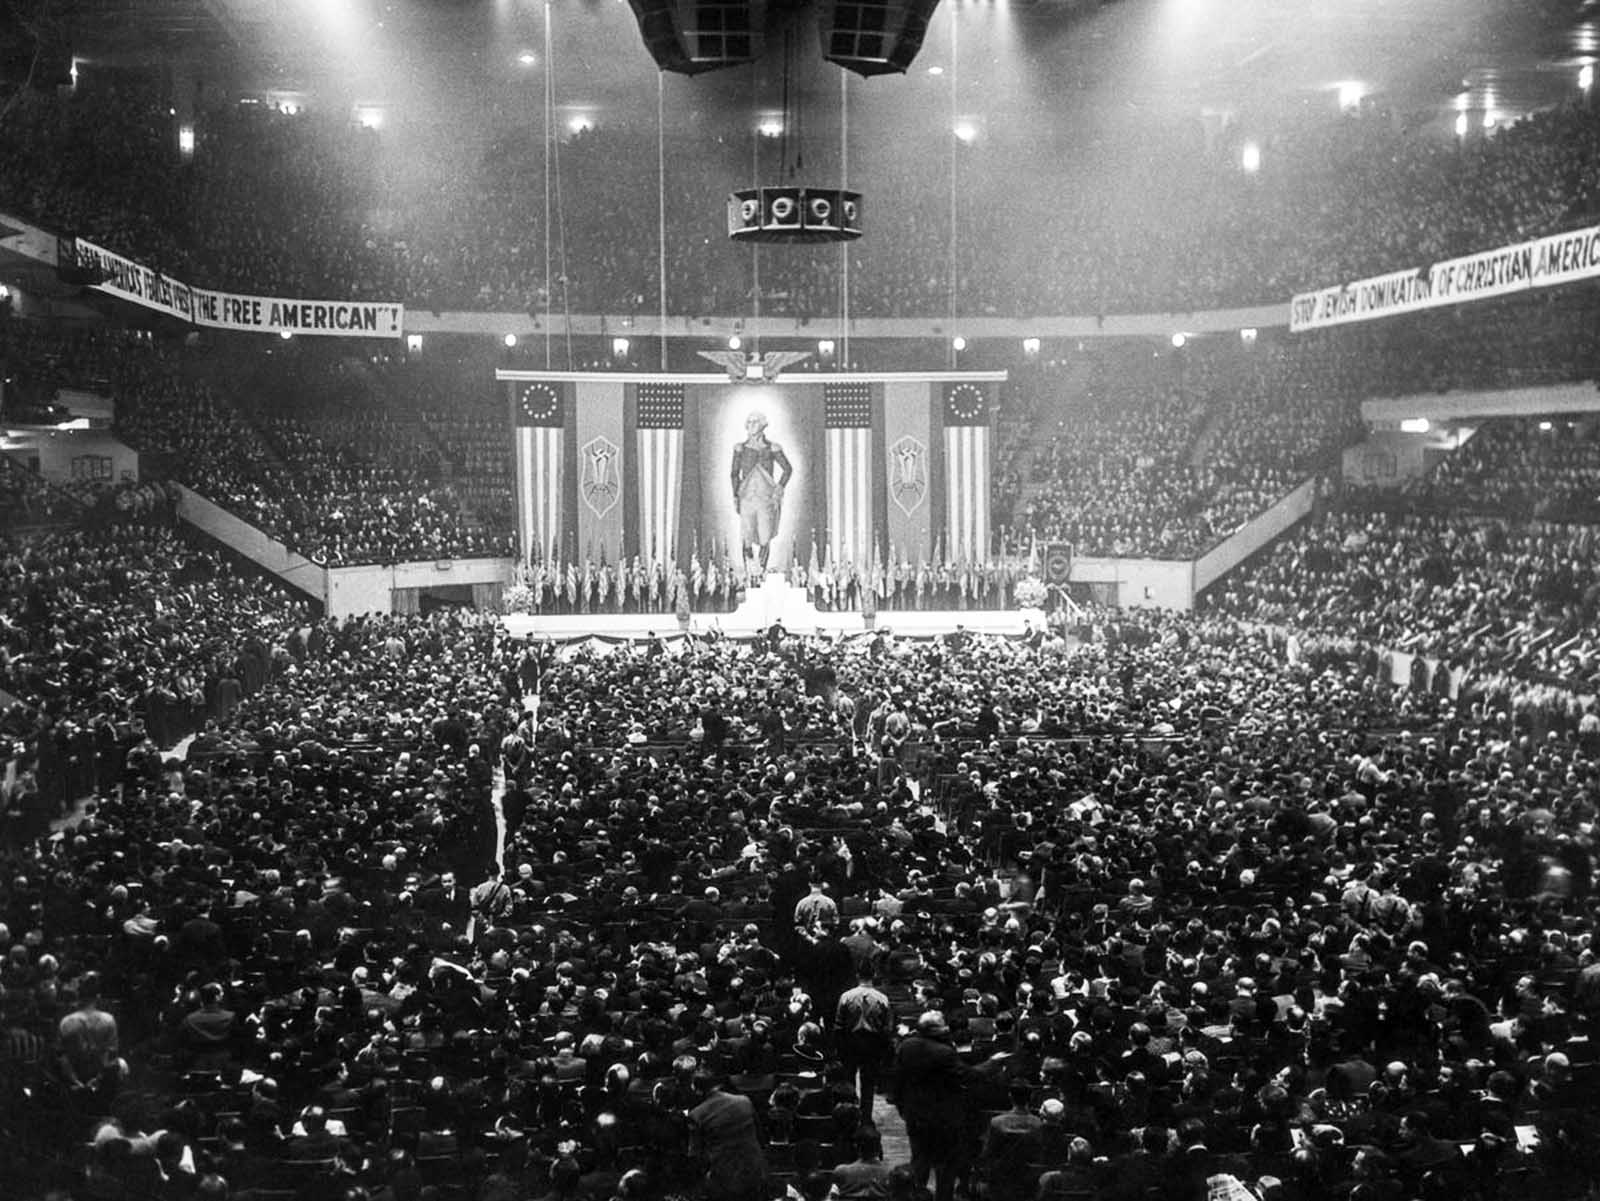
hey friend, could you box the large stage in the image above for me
[497,369,1007,610]
[501,574,1043,641]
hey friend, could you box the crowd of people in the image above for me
[2,510,1599,1201]
[7,35,1600,1201]
[1003,336,1364,560]
[5,72,1600,319]
[1204,417,1600,708]
[86,336,513,566]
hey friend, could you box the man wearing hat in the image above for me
[890,1011,974,1201]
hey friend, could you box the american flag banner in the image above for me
[636,382,685,567]
[942,381,993,565]
[513,380,567,564]
[825,381,874,567]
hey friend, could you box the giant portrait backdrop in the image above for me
[684,382,825,573]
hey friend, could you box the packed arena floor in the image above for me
[1,498,1599,1201]
[7,11,1600,1201]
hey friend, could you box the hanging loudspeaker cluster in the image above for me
[727,186,863,244]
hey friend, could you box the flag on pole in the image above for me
[825,381,874,567]
[637,383,685,570]
[513,380,568,570]
[942,381,993,566]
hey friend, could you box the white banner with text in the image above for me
[72,239,404,339]
[1290,223,1600,332]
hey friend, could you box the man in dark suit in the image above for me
[980,1081,1045,1201]
[688,1074,768,1201]
[890,1011,973,1201]
[423,870,470,932]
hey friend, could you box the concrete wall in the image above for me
[1341,429,1469,487]
[325,558,515,620]
[1193,478,1316,594]
[175,485,327,604]
[1362,383,1600,425]
[1070,556,1195,611]
[405,305,1289,342]
[4,431,138,487]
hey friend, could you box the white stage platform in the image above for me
[502,575,1043,641]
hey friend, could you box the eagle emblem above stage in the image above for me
[698,349,813,382]
[889,434,929,517]
[579,435,621,518]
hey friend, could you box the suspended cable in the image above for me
[948,2,959,364]
[779,28,793,180]
[840,68,849,368]
[657,71,669,371]
[750,63,762,355]
[542,0,554,369]
[548,4,573,369]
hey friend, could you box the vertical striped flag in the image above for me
[636,382,684,568]
[825,380,874,567]
[942,381,993,565]
[513,380,567,564]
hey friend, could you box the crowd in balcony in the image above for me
[1205,418,1600,704]
[1004,336,1364,560]
[4,73,1600,319]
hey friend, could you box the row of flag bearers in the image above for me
[510,537,1040,614]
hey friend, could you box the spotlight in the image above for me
[728,335,742,351]
[953,121,977,144]
[952,335,967,352]
[406,334,423,354]
[1455,113,1469,138]
[1241,142,1261,173]
[503,333,519,349]
[1399,418,1430,434]
[518,50,537,67]
[818,339,836,357]
[178,126,195,156]
[279,330,294,341]
[1582,64,1595,91]
[1240,328,1257,345]
[758,118,784,138]
[612,337,631,358]
[1170,333,1187,349]
[1022,337,1040,356]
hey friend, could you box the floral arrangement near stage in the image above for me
[1013,575,1048,609]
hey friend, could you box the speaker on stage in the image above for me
[1043,541,1073,585]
